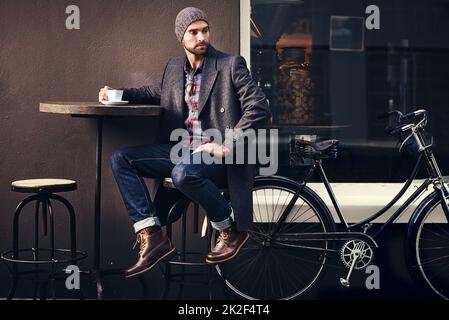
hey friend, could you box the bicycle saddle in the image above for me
[296,139,340,152]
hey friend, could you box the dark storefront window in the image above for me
[248,0,449,182]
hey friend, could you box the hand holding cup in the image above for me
[99,86,112,102]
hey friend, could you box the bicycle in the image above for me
[211,109,449,300]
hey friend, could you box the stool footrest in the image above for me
[168,261,210,266]
[10,269,86,283]
[168,251,211,266]
[1,248,87,265]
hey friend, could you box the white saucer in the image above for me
[100,100,129,106]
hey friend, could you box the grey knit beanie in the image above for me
[175,7,208,42]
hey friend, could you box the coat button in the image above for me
[220,107,225,113]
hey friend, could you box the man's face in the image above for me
[182,20,210,56]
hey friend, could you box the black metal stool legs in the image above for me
[51,195,85,300]
[47,194,80,300]
[161,199,216,300]
[160,219,173,300]
[47,198,56,300]
[3,192,86,300]
[160,198,184,300]
[33,199,42,300]
[177,211,188,300]
[160,264,172,300]
[7,194,40,300]
[48,194,77,261]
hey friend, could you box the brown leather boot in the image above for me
[206,227,249,264]
[125,227,176,278]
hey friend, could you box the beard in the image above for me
[184,42,209,56]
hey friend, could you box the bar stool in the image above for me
[1,179,87,300]
[158,177,225,300]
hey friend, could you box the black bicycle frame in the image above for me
[274,139,449,244]
[318,153,427,234]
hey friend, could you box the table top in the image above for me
[39,102,163,117]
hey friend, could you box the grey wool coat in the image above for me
[122,45,271,231]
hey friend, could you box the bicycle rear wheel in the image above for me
[413,194,449,299]
[212,176,336,300]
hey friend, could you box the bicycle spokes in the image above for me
[214,184,333,300]
[415,198,449,299]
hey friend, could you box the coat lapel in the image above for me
[198,46,219,116]
[170,58,185,115]
[167,47,219,117]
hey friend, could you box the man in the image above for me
[99,7,271,279]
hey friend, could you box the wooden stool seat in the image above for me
[11,179,77,193]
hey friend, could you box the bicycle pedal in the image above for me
[340,277,350,288]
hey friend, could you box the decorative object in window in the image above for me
[330,16,365,52]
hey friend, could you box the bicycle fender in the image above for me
[255,175,304,187]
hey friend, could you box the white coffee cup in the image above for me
[106,89,124,102]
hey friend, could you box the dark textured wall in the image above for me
[0,0,239,298]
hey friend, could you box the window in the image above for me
[242,0,449,182]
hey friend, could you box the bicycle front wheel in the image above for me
[212,176,336,300]
[413,194,449,299]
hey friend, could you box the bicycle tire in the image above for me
[408,192,449,299]
[212,176,336,300]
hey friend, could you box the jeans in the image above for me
[110,144,232,233]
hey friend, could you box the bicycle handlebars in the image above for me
[378,109,427,121]
[378,108,431,153]
[402,109,427,121]
[379,109,428,136]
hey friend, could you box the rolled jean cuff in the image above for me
[210,216,233,231]
[133,216,161,233]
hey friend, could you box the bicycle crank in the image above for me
[339,240,374,288]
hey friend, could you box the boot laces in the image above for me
[219,229,231,241]
[133,231,149,255]
[216,228,231,248]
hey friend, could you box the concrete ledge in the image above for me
[253,181,447,223]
